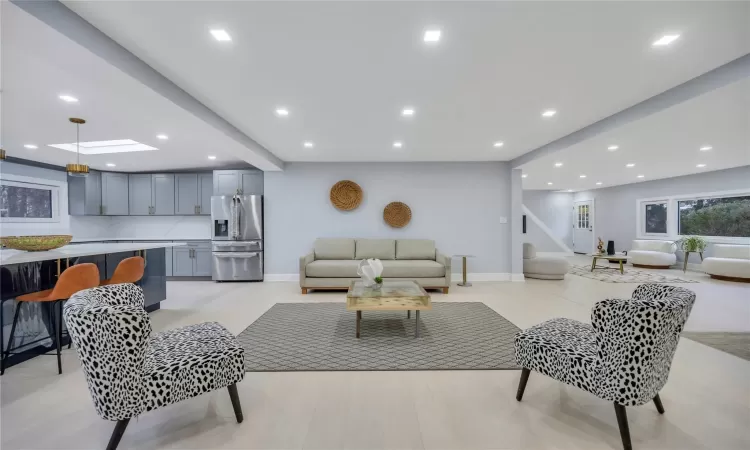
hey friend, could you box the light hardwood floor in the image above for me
[1,261,749,449]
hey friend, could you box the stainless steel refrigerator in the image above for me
[211,194,263,281]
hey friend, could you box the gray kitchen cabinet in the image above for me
[172,247,194,276]
[68,170,102,216]
[175,174,199,215]
[198,173,213,215]
[240,170,264,195]
[165,246,173,276]
[213,170,264,195]
[152,174,175,215]
[193,248,212,276]
[101,172,129,215]
[128,174,153,215]
[171,241,212,277]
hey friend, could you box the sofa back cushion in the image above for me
[314,238,355,260]
[396,239,435,260]
[632,240,675,253]
[355,239,395,260]
[714,244,750,260]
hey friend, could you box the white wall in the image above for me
[574,166,750,259]
[522,190,573,251]
[264,162,513,275]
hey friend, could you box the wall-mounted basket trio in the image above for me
[329,180,411,228]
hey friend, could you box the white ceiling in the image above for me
[1,2,252,173]
[520,78,750,190]
[65,0,750,164]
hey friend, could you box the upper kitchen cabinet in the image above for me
[101,172,129,215]
[213,170,263,196]
[68,170,102,216]
[175,173,213,215]
[128,173,175,215]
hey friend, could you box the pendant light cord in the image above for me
[76,123,80,165]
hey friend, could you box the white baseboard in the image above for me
[264,274,297,282]
[266,273,523,282]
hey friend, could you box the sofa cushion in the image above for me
[355,239,395,260]
[396,239,435,260]
[713,244,750,260]
[314,238,355,260]
[306,260,361,278]
[629,250,676,266]
[631,240,675,253]
[381,260,445,278]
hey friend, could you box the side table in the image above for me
[683,251,703,272]
[453,255,475,287]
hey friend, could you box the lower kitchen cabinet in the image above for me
[172,241,212,277]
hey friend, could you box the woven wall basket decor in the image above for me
[330,180,363,211]
[383,202,412,228]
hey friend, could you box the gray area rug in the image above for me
[237,302,521,371]
[682,332,750,361]
[569,264,698,283]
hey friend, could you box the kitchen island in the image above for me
[0,242,182,372]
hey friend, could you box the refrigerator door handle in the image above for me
[213,252,259,258]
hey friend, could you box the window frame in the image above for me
[636,189,750,244]
[0,177,61,224]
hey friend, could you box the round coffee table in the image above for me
[589,253,629,275]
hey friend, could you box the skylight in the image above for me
[48,139,158,155]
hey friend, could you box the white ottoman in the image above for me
[522,243,570,280]
[701,245,750,282]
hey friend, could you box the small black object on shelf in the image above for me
[607,241,615,255]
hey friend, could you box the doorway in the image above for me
[573,200,594,254]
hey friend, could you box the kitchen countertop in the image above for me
[0,242,185,266]
[71,237,210,243]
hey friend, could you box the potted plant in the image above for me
[373,276,383,290]
[677,236,707,253]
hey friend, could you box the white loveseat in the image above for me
[629,240,677,268]
[701,244,750,282]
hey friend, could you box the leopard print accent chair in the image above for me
[64,284,245,449]
[514,283,695,450]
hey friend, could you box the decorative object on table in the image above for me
[514,284,696,450]
[373,276,383,289]
[607,240,615,255]
[629,239,677,268]
[568,264,697,283]
[383,201,411,228]
[347,280,431,338]
[357,258,383,288]
[64,284,245,450]
[237,301,521,371]
[676,236,708,272]
[522,244,569,280]
[0,235,73,251]
[590,253,629,274]
[66,118,89,177]
[596,237,605,254]
[0,147,6,160]
[453,254,476,286]
[701,244,750,282]
[329,180,362,211]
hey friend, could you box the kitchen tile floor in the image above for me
[2,259,749,449]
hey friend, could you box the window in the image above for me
[0,179,60,223]
[576,204,590,229]
[643,202,668,235]
[678,195,750,238]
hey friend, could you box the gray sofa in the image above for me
[300,238,451,293]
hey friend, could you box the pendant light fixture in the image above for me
[66,117,89,177]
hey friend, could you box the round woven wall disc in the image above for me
[383,202,411,228]
[330,180,363,211]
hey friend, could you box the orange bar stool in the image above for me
[0,263,100,375]
[101,256,145,285]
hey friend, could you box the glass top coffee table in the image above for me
[589,253,629,274]
[346,280,431,338]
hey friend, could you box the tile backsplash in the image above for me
[70,215,211,240]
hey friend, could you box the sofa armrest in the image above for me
[299,252,314,286]
[436,249,452,285]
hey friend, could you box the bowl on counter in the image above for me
[0,235,73,251]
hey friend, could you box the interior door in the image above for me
[572,200,594,254]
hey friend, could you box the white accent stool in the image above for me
[701,244,750,282]
[629,240,677,268]
[522,243,570,280]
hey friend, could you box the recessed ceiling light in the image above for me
[23,144,38,149]
[699,146,712,151]
[547,182,553,185]
[626,163,635,168]
[303,141,314,148]
[554,162,563,167]
[210,29,232,41]
[393,141,403,148]
[48,139,158,154]
[596,182,603,185]
[607,145,619,151]
[493,141,504,148]
[637,174,645,178]
[59,95,78,103]
[156,134,168,140]
[652,34,680,47]
[541,109,557,118]
[579,174,587,178]
[106,163,116,167]
[522,174,528,178]
[423,29,441,43]
[401,107,415,117]
[275,108,289,117]
[208,155,217,160]
[696,164,706,168]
